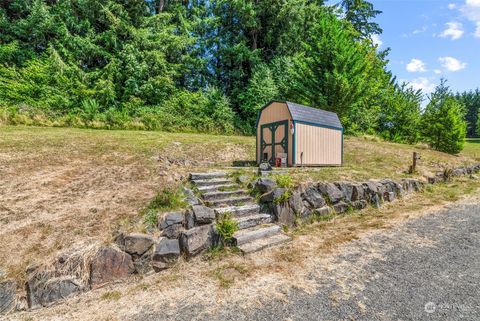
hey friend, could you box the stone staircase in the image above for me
[190,172,291,253]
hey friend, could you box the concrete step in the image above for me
[208,196,253,207]
[197,184,238,193]
[236,214,273,230]
[192,178,233,187]
[214,204,261,218]
[233,224,281,246]
[238,234,291,254]
[190,172,227,180]
[203,190,248,201]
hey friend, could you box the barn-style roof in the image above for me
[256,101,343,130]
[286,102,343,130]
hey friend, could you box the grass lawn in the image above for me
[1,125,479,284]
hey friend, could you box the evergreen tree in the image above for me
[421,80,467,154]
[341,0,382,39]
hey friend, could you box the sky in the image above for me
[368,0,480,96]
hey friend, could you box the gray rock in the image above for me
[334,182,356,202]
[289,192,303,215]
[259,162,273,171]
[302,186,326,208]
[0,280,16,315]
[333,201,350,214]
[255,178,277,194]
[89,247,135,289]
[238,175,250,184]
[352,200,368,210]
[116,233,154,256]
[158,212,184,230]
[184,210,195,229]
[26,269,52,309]
[370,194,382,208]
[192,205,216,225]
[183,187,200,206]
[384,191,396,202]
[133,249,153,275]
[160,224,183,239]
[37,277,81,307]
[275,203,295,226]
[259,188,286,204]
[317,183,344,204]
[315,206,333,216]
[300,203,313,221]
[179,224,214,257]
[362,181,384,203]
[452,168,466,177]
[152,238,180,272]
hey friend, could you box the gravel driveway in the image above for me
[133,201,480,321]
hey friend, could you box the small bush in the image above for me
[146,188,187,212]
[274,190,291,205]
[143,209,158,228]
[215,212,239,245]
[275,174,294,189]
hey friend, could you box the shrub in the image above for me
[275,174,294,189]
[215,212,239,245]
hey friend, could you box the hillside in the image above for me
[0,126,479,284]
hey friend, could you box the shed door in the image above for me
[260,120,288,164]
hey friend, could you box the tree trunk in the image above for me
[158,0,166,13]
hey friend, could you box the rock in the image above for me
[333,201,349,214]
[275,203,295,226]
[351,200,368,210]
[288,192,303,215]
[192,205,216,225]
[317,183,344,204]
[302,186,326,208]
[400,179,414,194]
[152,238,180,272]
[16,297,28,312]
[259,188,286,204]
[179,225,214,257]
[362,181,384,204]
[315,206,333,216]
[334,182,356,202]
[37,277,81,307]
[158,212,184,230]
[259,162,273,171]
[89,247,135,289]
[183,188,201,206]
[384,191,396,202]
[184,210,195,229]
[116,233,154,256]
[133,250,153,275]
[452,168,465,177]
[0,280,16,315]
[370,194,382,208]
[255,178,277,194]
[160,224,183,239]
[238,175,250,184]
[25,269,52,309]
[300,203,313,221]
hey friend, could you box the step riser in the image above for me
[215,206,260,218]
[190,172,227,180]
[192,179,233,187]
[234,226,281,246]
[209,197,252,207]
[198,184,238,193]
[239,234,291,254]
[203,191,248,201]
[237,216,273,230]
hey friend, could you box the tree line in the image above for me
[0,0,478,153]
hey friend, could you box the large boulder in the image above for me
[317,183,344,204]
[302,186,326,208]
[259,188,286,204]
[274,202,295,226]
[334,182,357,202]
[158,212,185,238]
[116,233,154,256]
[255,178,277,194]
[0,280,16,315]
[89,247,135,289]
[179,225,214,258]
[288,191,303,215]
[152,238,180,272]
[191,205,216,225]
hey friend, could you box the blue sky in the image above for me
[368,0,480,95]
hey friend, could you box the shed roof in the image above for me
[286,102,343,130]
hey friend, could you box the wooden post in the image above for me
[412,152,417,173]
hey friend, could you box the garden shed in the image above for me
[256,101,343,167]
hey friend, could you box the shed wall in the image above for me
[294,123,342,166]
[256,102,293,165]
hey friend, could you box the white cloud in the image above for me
[408,77,436,94]
[439,56,467,71]
[476,22,480,37]
[406,59,427,72]
[371,34,383,47]
[448,3,457,9]
[434,69,442,74]
[439,22,464,39]
[466,0,480,7]
[460,1,480,25]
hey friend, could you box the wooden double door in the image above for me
[260,120,288,165]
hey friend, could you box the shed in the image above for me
[256,101,343,167]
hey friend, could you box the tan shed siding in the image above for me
[256,102,293,165]
[295,123,342,166]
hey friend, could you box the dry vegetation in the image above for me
[1,125,480,320]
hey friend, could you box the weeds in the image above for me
[215,212,239,246]
[275,174,294,189]
[141,187,187,227]
[101,291,122,301]
[274,190,291,205]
